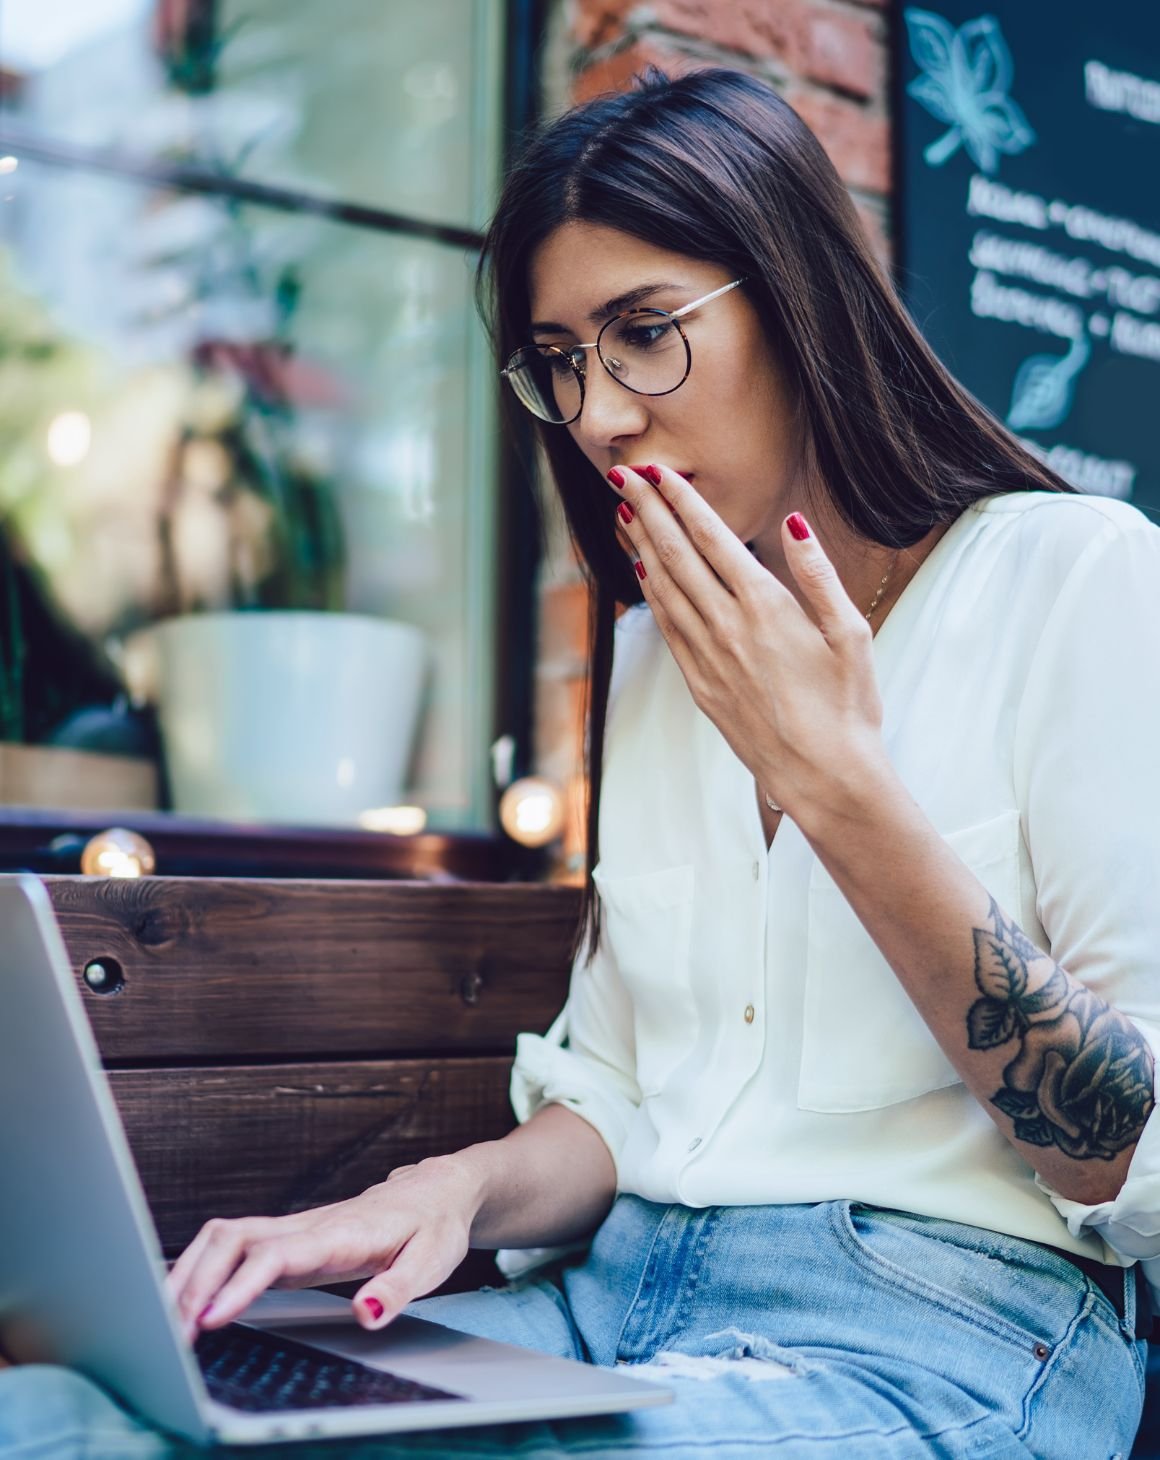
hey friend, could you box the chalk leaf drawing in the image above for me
[1006,333,1091,432]
[904,9,1036,175]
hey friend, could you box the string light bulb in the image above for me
[498,776,565,848]
[357,805,428,835]
[46,410,92,466]
[80,828,156,878]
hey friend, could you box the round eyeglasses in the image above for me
[501,278,746,425]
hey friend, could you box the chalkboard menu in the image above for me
[894,1,1160,517]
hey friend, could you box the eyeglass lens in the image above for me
[506,310,691,423]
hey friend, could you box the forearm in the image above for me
[433,1103,618,1251]
[797,748,1155,1206]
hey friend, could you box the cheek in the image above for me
[566,424,604,475]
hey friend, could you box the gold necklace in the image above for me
[764,551,899,815]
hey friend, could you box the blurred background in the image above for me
[0,0,1155,880]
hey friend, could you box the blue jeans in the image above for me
[0,1196,1146,1458]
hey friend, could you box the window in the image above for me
[0,0,538,834]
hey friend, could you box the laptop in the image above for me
[0,874,671,1447]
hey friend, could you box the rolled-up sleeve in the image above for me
[1012,511,1160,1290]
[509,926,642,1173]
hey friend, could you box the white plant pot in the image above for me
[142,612,426,826]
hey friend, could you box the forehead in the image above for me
[528,222,718,325]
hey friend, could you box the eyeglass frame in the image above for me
[500,277,747,425]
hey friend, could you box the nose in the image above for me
[570,352,650,455]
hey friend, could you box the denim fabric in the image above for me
[0,1197,1146,1459]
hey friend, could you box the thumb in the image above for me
[352,1235,451,1330]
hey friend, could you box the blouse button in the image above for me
[688,1136,703,1152]
[751,860,761,881]
[744,1004,755,1024]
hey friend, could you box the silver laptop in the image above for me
[0,874,670,1447]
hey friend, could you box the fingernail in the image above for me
[364,1296,384,1321]
[617,501,634,526]
[633,560,647,581]
[198,1302,214,1323]
[641,464,663,487]
[606,467,625,488]
[786,512,811,541]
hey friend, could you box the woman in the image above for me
[5,67,1160,1459]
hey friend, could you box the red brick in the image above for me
[803,8,881,99]
[539,579,591,672]
[534,673,588,778]
[558,770,589,882]
[571,0,636,50]
[571,37,702,104]
[788,88,890,194]
[644,0,808,70]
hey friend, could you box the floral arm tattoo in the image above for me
[966,896,1155,1159]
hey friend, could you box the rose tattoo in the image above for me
[966,897,1155,1159]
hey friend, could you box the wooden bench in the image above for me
[45,875,578,1291]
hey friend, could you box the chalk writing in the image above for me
[1019,438,1137,499]
[1085,60,1160,125]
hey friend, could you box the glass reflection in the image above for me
[0,0,500,230]
[0,163,496,826]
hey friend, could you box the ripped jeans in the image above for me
[0,1196,1147,1459]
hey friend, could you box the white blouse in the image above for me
[506,490,1160,1304]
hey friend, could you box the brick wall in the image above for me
[531,0,893,877]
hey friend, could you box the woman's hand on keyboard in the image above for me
[165,1153,485,1343]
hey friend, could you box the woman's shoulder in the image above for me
[963,490,1160,595]
[970,489,1157,549]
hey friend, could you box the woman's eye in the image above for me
[622,323,670,349]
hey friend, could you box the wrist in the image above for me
[792,738,901,848]
[422,1143,500,1240]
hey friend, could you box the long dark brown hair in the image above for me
[475,66,1074,962]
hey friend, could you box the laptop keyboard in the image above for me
[196,1322,466,1413]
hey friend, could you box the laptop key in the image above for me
[196,1323,466,1412]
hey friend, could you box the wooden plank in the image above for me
[46,878,578,1061]
[109,1057,516,1257]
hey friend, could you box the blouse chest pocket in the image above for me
[592,863,696,1099]
[798,809,1024,1114]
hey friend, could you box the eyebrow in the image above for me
[530,281,688,335]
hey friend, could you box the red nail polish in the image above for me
[364,1296,384,1320]
[633,559,647,581]
[786,512,811,541]
[607,467,625,488]
[641,464,663,487]
[617,501,634,525]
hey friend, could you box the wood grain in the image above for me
[109,1057,516,1255]
[47,878,578,1061]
